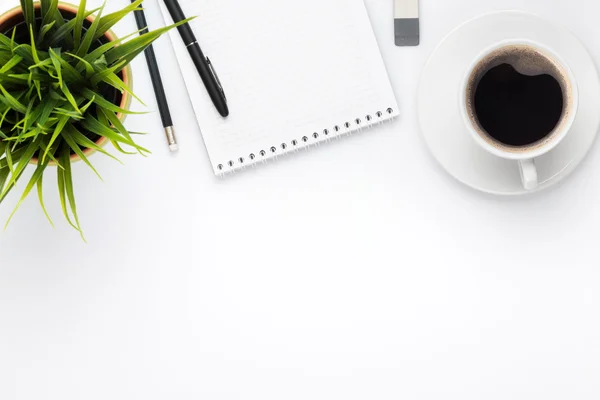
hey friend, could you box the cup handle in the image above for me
[519,159,538,190]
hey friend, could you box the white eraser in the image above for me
[169,144,179,152]
[395,0,420,46]
[395,0,419,19]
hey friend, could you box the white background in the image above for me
[2,0,600,399]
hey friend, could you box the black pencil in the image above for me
[131,0,178,151]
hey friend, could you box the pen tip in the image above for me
[220,104,230,118]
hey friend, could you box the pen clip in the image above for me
[206,57,226,102]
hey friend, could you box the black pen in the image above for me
[131,0,178,151]
[163,0,229,118]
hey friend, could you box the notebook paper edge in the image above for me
[215,110,400,176]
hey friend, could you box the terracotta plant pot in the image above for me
[0,2,133,163]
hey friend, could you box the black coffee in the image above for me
[474,63,564,147]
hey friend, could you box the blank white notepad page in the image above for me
[161,0,399,175]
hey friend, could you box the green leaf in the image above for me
[62,128,102,180]
[100,108,146,155]
[67,124,122,164]
[4,144,14,174]
[90,59,126,86]
[49,89,66,101]
[0,55,23,74]
[11,126,41,142]
[81,114,149,153]
[51,7,65,32]
[41,0,59,31]
[5,73,53,83]
[19,0,35,32]
[37,173,54,227]
[12,44,36,65]
[0,130,9,140]
[29,26,42,66]
[60,84,81,114]
[57,152,78,232]
[61,149,85,240]
[79,96,95,114]
[10,28,16,52]
[28,58,53,71]
[42,114,70,163]
[34,79,42,101]
[93,54,107,69]
[0,167,9,197]
[81,87,143,115]
[77,2,105,56]
[80,29,140,69]
[27,96,58,133]
[0,74,24,86]
[94,0,144,40]
[66,52,94,77]
[37,138,61,167]
[39,21,56,44]
[93,67,145,106]
[110,139,136,155]
[0,146,26,170]
[0,85,27,113]
[98,111,135,156]
[0,33,12,48]
[73,0,87,50]
[47,9,98,48]
[5,156,49,230]
[0,138,39,200]
[105,18,194,65]
[48,48,83,82]
[19,97,36,136]
[48,48,63,87]
[53,108,83,120]
[0,51,14,65]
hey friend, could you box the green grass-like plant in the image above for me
[0,0,186,239]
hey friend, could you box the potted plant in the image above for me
[0,0,186,239]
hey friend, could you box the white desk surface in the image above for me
[2,0,600,399]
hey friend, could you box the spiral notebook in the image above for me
[160,0,399,175]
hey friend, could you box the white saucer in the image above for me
[417,11,600,195]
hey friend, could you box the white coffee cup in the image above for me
[459,40,579,190]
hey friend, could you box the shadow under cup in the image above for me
[465,44,575,154]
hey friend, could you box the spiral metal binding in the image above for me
[216,107,396,172]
